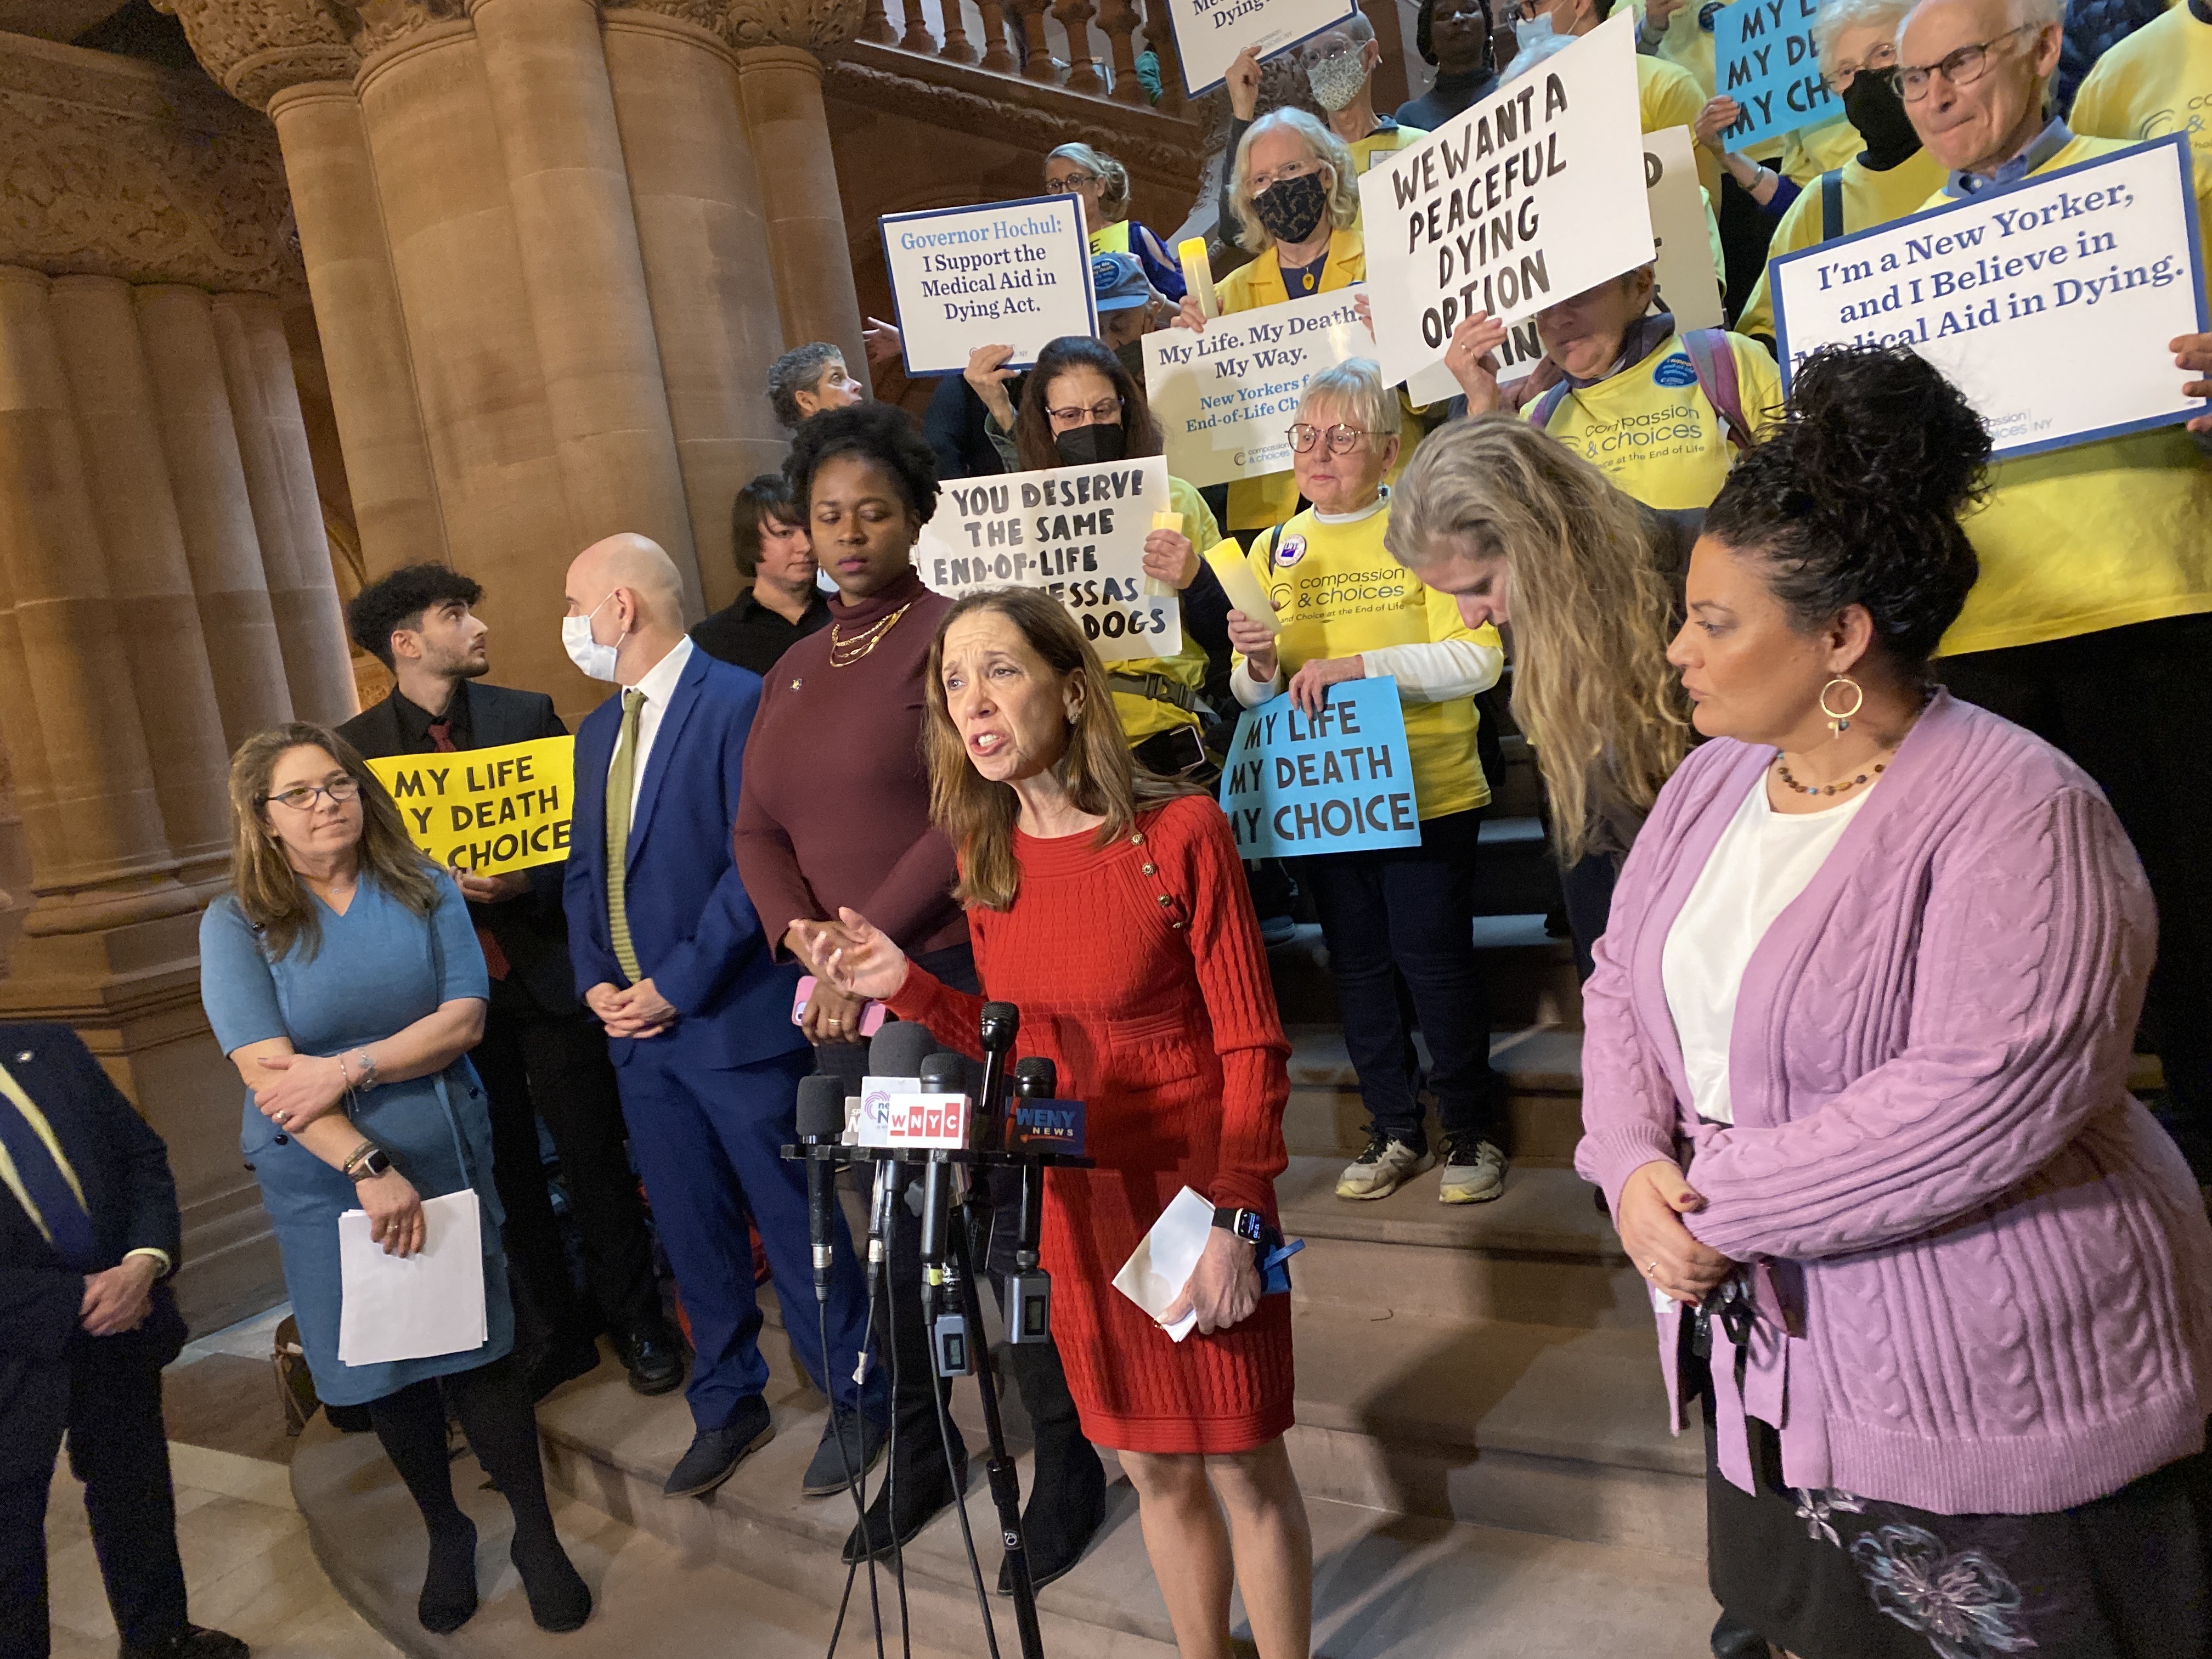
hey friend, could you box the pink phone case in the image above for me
[793,975,888,1035]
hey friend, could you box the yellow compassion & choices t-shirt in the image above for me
[1538,331,1784,512]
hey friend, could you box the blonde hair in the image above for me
[923,589,1198,911]
[1229,110,1360,254]
[224,723,441,962]
[1047,143,1131,219]
[1385,416,1689,862]
[1297,357,1400,441]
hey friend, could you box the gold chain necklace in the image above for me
[827,601,912,669]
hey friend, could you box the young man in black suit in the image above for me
[338,565,681,1400]
[0,1022,246,1659]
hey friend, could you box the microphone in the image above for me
[918,1051,974,1377]
[860,1021,935,1305]
[976,1001,1020,1152]
[795,1074,846,1306]
[1005,1057,1058,1345]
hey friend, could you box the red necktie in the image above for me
[426,720,511,980]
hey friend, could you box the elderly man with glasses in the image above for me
[1893,0,2212,1179]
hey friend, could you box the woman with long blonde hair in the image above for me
[802,587,1312,1659]
[1386,413,1692,977]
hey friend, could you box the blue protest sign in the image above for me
[1217,678,1421,859]
[1712,0,1835,149]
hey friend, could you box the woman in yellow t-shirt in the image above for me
[1223,359,1510,1209]
[1446,266,1781,515]
[967,333,1227,775]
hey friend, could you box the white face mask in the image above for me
[1306,47,1369,111]
[561,591,625,681]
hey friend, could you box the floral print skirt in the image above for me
[1703,1403,2212,1659]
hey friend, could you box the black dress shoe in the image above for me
[120,1628,249,1659]
[617,1326,686,1396]
[664,1396,774,1498]
[529,1336,603,1402]
[995,1441,1107,1596]
[842,1442,967,1564]
[803,1409,890,1496]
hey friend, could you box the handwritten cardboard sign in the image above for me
[917,456,1183,664]
[1359,12,1654,391]
[1218,679,1420,857]
[365,736,574,877]
[882,196,1097,375]
[1771,136,2209,459]
[1712,0,1834,149]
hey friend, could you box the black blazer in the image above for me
[339,682,582,1014]
[0,1023,187,1367]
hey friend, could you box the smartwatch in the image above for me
[1212,1205,1267,1243]
[346,1146,393,1182]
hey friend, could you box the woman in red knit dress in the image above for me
[804,586,1312,1659]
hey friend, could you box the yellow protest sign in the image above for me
[365,736,575,876]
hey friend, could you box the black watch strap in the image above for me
[1212,1205,1266,1243]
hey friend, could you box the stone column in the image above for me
[212,292,359,727]
[604,8,792,614]
[0,268,193,934]
[46,277,234,896]
[133,285,295,749]
[263,81,449,578]
[471,0,704,618]
[733,46,868,374]
[356,22,592,714]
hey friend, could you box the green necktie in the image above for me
[605,688,645,983]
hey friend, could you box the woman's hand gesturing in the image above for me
[1616,1159,1734,1305]
[1161,1226,1262,1335]
[804,907,911,1003]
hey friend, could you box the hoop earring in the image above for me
[1820,675,1864,737]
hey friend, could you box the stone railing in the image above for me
[856,0,1187,111]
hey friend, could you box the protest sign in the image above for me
[1143,290,1372,487]
[1712,0,1833,149]
[1771,135,2209,460]
[882,196,1095,375]
[1647,126,1725,331]
[1359,12,1654,391]
[366,736,574,877]
[1218,679,1420,858]
[917,456,1183,663]
[1161,0,1357,97]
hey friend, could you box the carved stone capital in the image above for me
[721,0,864,54]
[152,0,361,109]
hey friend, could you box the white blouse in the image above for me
[1662,770,1875,1126]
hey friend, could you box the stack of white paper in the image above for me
[1113,1186,1215,1343]
[338,1189,489,1365]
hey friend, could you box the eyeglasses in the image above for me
[1249,159,1321,194]
[1820,41,1897,93]
[262,776,361,812]
[1300,40,1359,67]
[1047,398,1122,425]
[1286,422,1370,454]
[1046,172,1101,193]
[1890,23,2035,101]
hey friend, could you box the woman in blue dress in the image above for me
[200,723,591,1636]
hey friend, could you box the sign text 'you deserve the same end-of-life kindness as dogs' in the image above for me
[882,195,1096,376]
[1772,136,2209,459]
[916,455,1183,663]
[1359,11,1654,392]
[1218,680,1420,859]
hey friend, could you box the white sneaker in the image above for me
[1438,1138,1508,1205]
[1336,1132,1435,1200]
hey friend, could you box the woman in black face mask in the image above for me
[998,335,1237,775]
[1732,0,1943,347]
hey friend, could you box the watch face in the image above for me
[1235,1210,1264,1242]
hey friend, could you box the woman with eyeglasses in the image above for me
[199,725,591,1636]
[1044,143,1186,301]
[1223,359,1511,1209]
[1730,0,1945,348]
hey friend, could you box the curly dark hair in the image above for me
[1011,336,1166,473]
[730,472,799,580]
[766,342,845,429]
[346,563,484,670]
[783,401,940,524]
[1703,345,1990,669]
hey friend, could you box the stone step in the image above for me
[1277,1158,1649,1331]
[1268,911,1583,1031]
[1284,1023,1585,1166]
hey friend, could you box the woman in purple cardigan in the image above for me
[1577,346,2212,1658]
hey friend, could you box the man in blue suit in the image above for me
[561,533,884,1499]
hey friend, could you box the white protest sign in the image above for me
[1772,136,2209,460]
[1646,126,1724,332]
[917,456,1183,663]
[1143,290,1369,488]
[1358,11,1654,391]
[1164,0,1358,97]
[882,195,1097,376]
